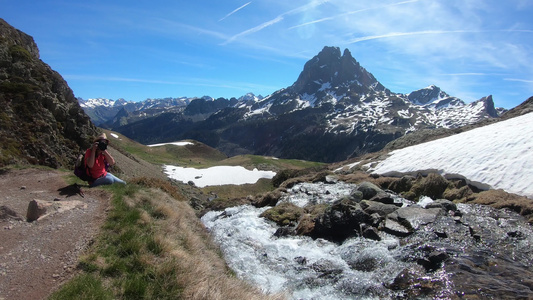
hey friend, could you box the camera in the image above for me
[98,141,108,151]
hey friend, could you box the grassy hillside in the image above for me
[104,129,325,201]
[50,177,285,300]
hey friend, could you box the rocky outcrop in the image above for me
[0,18,98,168]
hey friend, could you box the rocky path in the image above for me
[0,168,109,300]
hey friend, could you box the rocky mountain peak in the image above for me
[407,85,450,105]
[476,95,498,118]
[290,46,386,96]
[0,19,40,60]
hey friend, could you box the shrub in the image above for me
[9,44,33,62]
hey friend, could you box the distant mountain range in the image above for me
[80,46,507,163]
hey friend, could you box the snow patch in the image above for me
[163,165,276,187]
[147,141,194,147]
[370,113,533,198]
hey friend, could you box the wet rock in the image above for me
[383,218,411,237]
[325,175,339,183]
[360,200,399,216]
[361,224,381,241]
[349,190,364,202]
[388,206,443,230]
[310,260,344,279]
[312,199,371,242]
[356,181,383,199]
[425,199,457,212]
[369,192,397,205]
[273,227,295,237]
[388,266,446,298]
[294,256,307,265]
[418,251,449,271]
[369,212,384,227]
[189,197,205,211]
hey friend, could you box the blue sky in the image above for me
[2,0,532,108]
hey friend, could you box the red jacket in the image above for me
[85,149,107,180]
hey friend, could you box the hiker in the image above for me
[85,133,126,187]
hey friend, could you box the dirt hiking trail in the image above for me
[0,168,110,300]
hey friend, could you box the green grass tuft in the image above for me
[48,274,113,300]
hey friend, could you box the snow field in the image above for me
[370,113,533,198]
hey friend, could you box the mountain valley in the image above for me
[81,46,507,163]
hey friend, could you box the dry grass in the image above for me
[55,180,286,300]
[128,187,286,300]
[471,189,533,223]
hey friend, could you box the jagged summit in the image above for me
[407,85,450,105]
[290,46,388,96]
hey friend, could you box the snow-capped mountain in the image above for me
[78,97,196,126]
[241,47,501,134]
[83,46,511,163]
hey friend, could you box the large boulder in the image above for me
[359,200,399,216]
[387,206,444,231]
[356,181,384,200]
[311,198,372,242]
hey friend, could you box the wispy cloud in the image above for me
[289,0,421,30]
[347,30,474,44]
[219,2,252,22]
[222,0,330,45]
[505,78,533,83]
[443,73,488,76]
[222,16,284,45]
[347,29,533,44]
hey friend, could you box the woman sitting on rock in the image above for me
[85,133,126,187]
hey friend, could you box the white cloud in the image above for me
[222,0,330,45]
[219,1,252,21]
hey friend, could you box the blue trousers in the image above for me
[90,173,126,187]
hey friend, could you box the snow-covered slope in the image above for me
[369,112,533,198]
[78,97,129,108]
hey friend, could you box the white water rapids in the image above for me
[201,180,533,299]
[202,182,435,299]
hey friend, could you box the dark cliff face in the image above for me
[0,18,98,168]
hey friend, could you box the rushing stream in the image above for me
[201,181,533,299]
